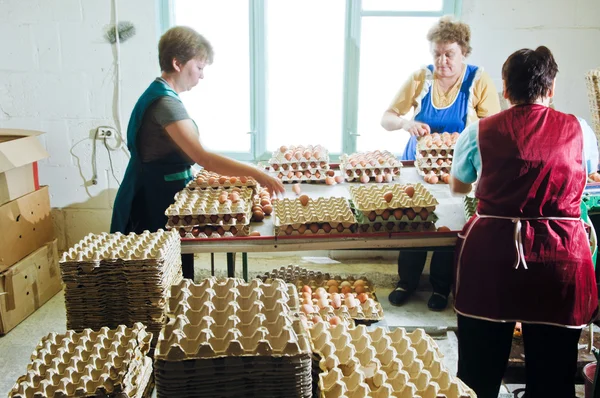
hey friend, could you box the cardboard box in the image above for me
[0,239,61,335]
[0,186,55,272]
[0,129,48,206]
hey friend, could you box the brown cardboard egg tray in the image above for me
[60,229,181,263]
[156,277,311,361]
[310,322,476,398]
[273,167,331,183]
[186,169,258,191]
[9,323,153,398]
[273,197,357,236]
[350,184,438,214]
[166,188,252,227]
[269,144,330,164]
[176,224,250,239]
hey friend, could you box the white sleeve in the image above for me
[579,117,599,174]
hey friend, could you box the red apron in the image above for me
[454,104,598,327]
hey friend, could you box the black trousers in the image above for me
[397,250,454,296]
[457,314,582,398]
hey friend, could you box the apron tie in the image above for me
[476,212,581,271]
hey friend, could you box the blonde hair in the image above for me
[427,16,472,57]
[158,26,214,72]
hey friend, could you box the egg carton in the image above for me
[300,289,383,322]
[416,132,459,151]
[310,322,476,398]
[156,278,310,361]
[356,221,436,234]
[350,184,438,214]
[261,265,374,294]
[166,187,253,220]
[9,323,153,398]
[166,213,249,228]
[354,206,439,224]
[463,196,478,220]
[415,158,453,168]
[273,168,331,183]
[271,161,331,171]
[176,224,250,239]
[300,308,356,330]
[340,151,402,182]
[417,148,454,159]
[273,197,357,235]
[186,169,258,191]
[415,164,452,177]
[269,144,330,164]
[60,229,180,263]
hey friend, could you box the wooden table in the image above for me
[180,167,468,279]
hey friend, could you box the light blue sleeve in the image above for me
[450,122,481,184]
[579,117,599,174]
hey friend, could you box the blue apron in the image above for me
[110,79,194,234]
[402,64,479,160]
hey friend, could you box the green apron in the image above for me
[110,79,194,234]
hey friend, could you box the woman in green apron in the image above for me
[111,26,284,236]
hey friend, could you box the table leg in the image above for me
[242,252,248,281]
[210,253,215,276]
[181,253,194,280]
[226,253,236,278]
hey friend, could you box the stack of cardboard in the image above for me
[0,129,59,335]
[59,229,183,346]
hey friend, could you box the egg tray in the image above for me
[60,229,180,263]
[415,157,453,168]
[415,164,452,177]
[356,221,437,234]
[417,148,454,159]
[301,310,356,329]
[8,323,153,398]
[166,188,253,220]
[349,184,438,214]
[261,265,374,293]
[342,168,401,183]
[310,322,476,398]
[340,152,402,182]
[176,224,250,239]
[156,278,310,361]
[463,196,478,220]
[186,169,258,191]
[416,133,459,150]
[301,292,383,322]
[166,213,249,228]
[270,161,331,171]
[269,144,330,164]
[154,354,312,398]
[273,168,331,183]
[353,206,439,225]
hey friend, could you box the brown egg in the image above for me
[405,186,415,198]
[442,174,451,184]
[329,316,341,326]
[208,176,217,185]
[303,150,312,159]
[294,151,303,160]
[280,145,288,153]
[368,212,377,222]
[429,175,439,184]
[341,286,352,295]
[405,209,416,220]
[218,176,227,184]
[299,194,310,206]
[360,174,369,183]
[301,285,312,294]
[297,224,308,234]
[229,176,237,184]
[240,176,248,183]
[262,204,273,215]
[357,293,369,303]
[252,210,265,221]
[285,225,294,235]
[310,223,320,234]
[295,171,303,178]
[325,176,336,185]
[393,209,403,219]
[326,170,335,177]
[354,285,366,294]
[353,279,365,287]
[334,175,344,184]
[383,191,394,203]
[375,174,384,183]
[326,279,339,287]
[381,210,391,220]
[437,226,451,232]
[302,291,312,301]
[419,208,429,220]
[331,293,342,309]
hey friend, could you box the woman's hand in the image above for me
[404,121,431,137]
[256,172,285,197]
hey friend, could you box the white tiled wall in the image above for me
[1,0,599,249]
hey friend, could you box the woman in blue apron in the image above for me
[380,16,501,310]
[111,27,284,276]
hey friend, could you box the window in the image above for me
[162,0,459,160]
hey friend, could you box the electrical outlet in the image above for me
[96,127,117,139]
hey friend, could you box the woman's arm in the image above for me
[165,119,285,195]
[381,70,430,136]
[449,123,480,196]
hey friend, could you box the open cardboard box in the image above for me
[0,129,48,206]
[0,186,55,272]
[0,239,61,335]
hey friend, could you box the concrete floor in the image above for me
[0,253,586,397]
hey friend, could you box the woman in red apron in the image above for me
[450,46,599,398]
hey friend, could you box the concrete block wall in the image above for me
[0,0,599,250]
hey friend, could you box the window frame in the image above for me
[158,0,460,161]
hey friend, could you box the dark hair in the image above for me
[501,46,558,104]
[427,16,472,57]
[158,26,214,73]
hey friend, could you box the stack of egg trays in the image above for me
[165,187,253,238]
[414,158,453,177]
[9,323,154,398]
[269,145,330,183]
[303,289,383,323]
[310,322,476,398]
[415,135,455,180]
[59,230,183,347]
[463,196,478,220]
[339,150,402,182]
[154,278,313,398]
[186,169,258,193]
[274,197,357,236]
[350,184,438,234]
[261,265,383,322]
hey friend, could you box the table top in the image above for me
[181,167,467,254]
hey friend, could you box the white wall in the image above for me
[1,0,599,250]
